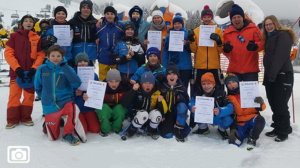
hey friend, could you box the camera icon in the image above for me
[7,146,30,163]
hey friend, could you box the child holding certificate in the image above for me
[225,73,266,150]
[188,72,233,140]
[74,53,101,133]
[130,47,166,85]
[158,63,190,142]
[94,69,129,137]
[34,45,86,146]
[120,71,167,140]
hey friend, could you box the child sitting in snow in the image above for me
[35,45,86,146]
[189,72,233,140]
[74,53,101,134]
[120,71,167,140]
[225,73,266,150]
[158,62,190,142]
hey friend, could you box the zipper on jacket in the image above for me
[206,47,208,70]
[113,33,115,45]
[25,35,29,70]
[53,66,60,109]
[107,33,109,45]
[84,23,87,52]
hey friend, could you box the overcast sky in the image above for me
[89,0,300,21]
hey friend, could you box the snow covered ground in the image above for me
[0,71,299,168]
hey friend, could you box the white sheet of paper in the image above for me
[198,25,216,47]
[194,96,214,124]
[240,81,260,108]
[53,25,71,46]
[147,31,162,51]
[77,67,95,91]
[84,80,107,110]
[168,31,184,52]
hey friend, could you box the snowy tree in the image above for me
[93,3,101,15]
[11,19,19,27]
[59,0,71,7]
[185,10,201,30]
[143,7,150,21]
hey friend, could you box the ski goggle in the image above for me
[238,35,245,43]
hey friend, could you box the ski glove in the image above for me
[15,67,25,79]
[223,42,233,53]
[254,96,264,105]
[27,68,36,78]
[46,35,57,43]
[246,40,258,51]
[187,29,195,42]
[210,33,222,45]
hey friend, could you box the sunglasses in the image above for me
[238,35,245,43]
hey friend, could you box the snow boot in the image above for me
[247,136,256,151]
[275,134,288,142]
[62,133,80,146]
[146,126,159,140]
[6,123,18,129]
[121,124,137,141]
[192,127,210,135]
[217,128,229,140]
[99,130,109,137]
[174,124,185,142]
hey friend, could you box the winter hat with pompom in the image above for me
[201,5,213,19]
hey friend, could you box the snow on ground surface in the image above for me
[0,70,299,168]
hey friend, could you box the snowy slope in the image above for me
[0,71,299,168]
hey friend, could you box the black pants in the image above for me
[231,72,258,81]
[265,72,293,136]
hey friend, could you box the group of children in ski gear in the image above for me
[3,1,295,149]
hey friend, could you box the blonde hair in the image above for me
[262,15,297,46]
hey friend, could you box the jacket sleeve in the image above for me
[188,97,195,112]
[216,27,224,54]
[267,32,293,82]
[34,67,43,97]
[217,103,234,118]
[32,38,45,70]
[132,43,146,66]
[130,67,143,83]
[4,36,20,71]
[252,27,264,52]
[61,65,81,89]
[111,43,128,64]
[121,89,137,109]
[162,35,170,68]
[189,29,198,54]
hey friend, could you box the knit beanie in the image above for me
[224,73,239,86]
[230,4,245,21]
[75,53,89,65]
[80,0,93,12]
[201,72,216,87]
[104,6,116,15]
[124,21,136,31]
[146,47,160,60]
[21,14,35,26]
[129,6,143,17]
[152,10,163,19]
[140,71,155,85]
[39,19,49,28]
[54,6,67,18]
[201,5,213,19]
[106,69,121,81]
[173,13,184,27]
[166,62,180,77]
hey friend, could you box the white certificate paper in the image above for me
[147,31,162,51]
[84,80,107,110]
[77,66,95,91]
[198,25,216,47]
[53,25,71,46]
[194,96,214,124]
[168,31,184,52]
[240,81,260,108]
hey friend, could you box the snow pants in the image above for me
[95,104,128,133]
[7,79,34,124]
[132,109,162,129]
[44,102,86,142]
[79,110,101,133]
[98,63,117,81]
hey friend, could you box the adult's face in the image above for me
[264,19,275,32]
[81,6,91,19]
[231,15,244,30]
[153,15,163,25]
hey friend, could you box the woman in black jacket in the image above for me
[262,15,297,142]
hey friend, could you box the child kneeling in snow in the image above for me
[35,45,86,146]
[120,71,167,140]
[189,72,233,140]
[225,73,266,150]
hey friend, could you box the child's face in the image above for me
[108,80,120,90]
[48,51,63,65]
[174,22,183,30]
[148,54,158,65]
[105,12,115,23]
[227,81,239,91]
[77,60,89,67]
[142,82,154,93]
[41,23,49,28]
[132,12,140,20]
[125,28,134,37]
[167,73,178,86]
[55,11,67,22]
[22,18,34,30]
[202,16,212,25]
[202,83,214,93]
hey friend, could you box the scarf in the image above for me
[151,21,166,31]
